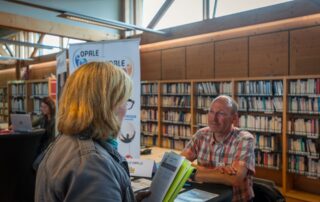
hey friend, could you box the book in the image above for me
[143,151,195,202]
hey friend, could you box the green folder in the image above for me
[163,159,195,202]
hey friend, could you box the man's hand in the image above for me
[135,190,151,202]
[214,166,237,175]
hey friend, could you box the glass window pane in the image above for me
[63,37,86,49]
[143,0,202,30]
[213,0,293,18]
[41,35,60,56]
[142,0,166,27]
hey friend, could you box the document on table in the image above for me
[131,178,152,193]
[143,151,184,202]
[174,188,219,202]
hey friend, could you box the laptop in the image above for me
[10,114,35,133]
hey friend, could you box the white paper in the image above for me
[131,178,152,193]
[174,188,219,202]
[127,159,155,178]
[143,152,184,202]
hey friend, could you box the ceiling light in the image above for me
[58,12,166,35]
[0,39,61,49]
[0,56,33,61]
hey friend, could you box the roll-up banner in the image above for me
[68,38,141,158]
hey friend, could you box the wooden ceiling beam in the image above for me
[0,11,118,41]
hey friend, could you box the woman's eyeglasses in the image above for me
[127,99,135,110]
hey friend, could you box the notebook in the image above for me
[10,114,35,133]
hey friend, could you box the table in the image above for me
[0,130,45,202]
[182,182,233,202]
[138,146,233,202]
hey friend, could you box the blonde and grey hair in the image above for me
[57,61,133,140]
[211,95,238,114]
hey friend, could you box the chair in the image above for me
[0,132,43,202]
[253,177,285,202]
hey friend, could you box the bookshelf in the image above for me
[26,78,56,116]
[161,81,192,150]
[284,76,320,201]
[0,86,8,122]
[141,81,160,147]
[194,80,233,133]
[234,77,284,187]
[8,80,27,114]
[141,76,320,202]
[7,79,56,119]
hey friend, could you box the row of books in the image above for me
[288,97,320,113]
[31,83,49,96]
[11,84,25,96]
[288,138,318,156]
[141,135,157,147]
[141,123,158,135]
[289,79,320,95]
[237,80,283,95]
[196,82,232,95]
[255,134,279,152]
[196,96,215,109]
[32,99,42,114]
[141,96,158,106]
[239,115,282,133]
[141,83,158,94]
[288,155,320,177]
[0,109,8,114]
[161,137,188,150]
[196,113,208,125]
[162,125,191,138]
[162,83,191,94]
[162,96,191,107]
[0,102,8,108]
[10,99,25,112]
[162,111,191,124]
[238,97,283,112]
[255,151,281,169]
[141,109,157,121]
[287,118,319,137]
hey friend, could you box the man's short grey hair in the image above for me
[211,95,238,114]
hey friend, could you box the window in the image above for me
[142,0,203,30]
[142,0,293,29]
[212,0,293,18]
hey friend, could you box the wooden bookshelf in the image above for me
[7,78,56,120]
[284,75,320,201]
[234,77,284,187]
[160,80,192,150]
[141,75,320,202]
[26,78,56,115]
[0,86,8,122]
[141,81,160,147]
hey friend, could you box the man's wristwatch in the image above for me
[189,168,197,181]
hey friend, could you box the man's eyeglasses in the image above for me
[127,99,135,110]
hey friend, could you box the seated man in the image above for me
[181,95,255,202]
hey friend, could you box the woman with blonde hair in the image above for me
[35,62,149,202]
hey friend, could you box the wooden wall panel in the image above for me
[186,43,214,79]
[141,51,162,81]
[29,65,56,80]
[290,26,320,75]
[162,47,186,80]
[0,69,15,86]
[249,32,289,77]
[215,38,248,78]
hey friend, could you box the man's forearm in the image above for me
[195,166,245,187]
